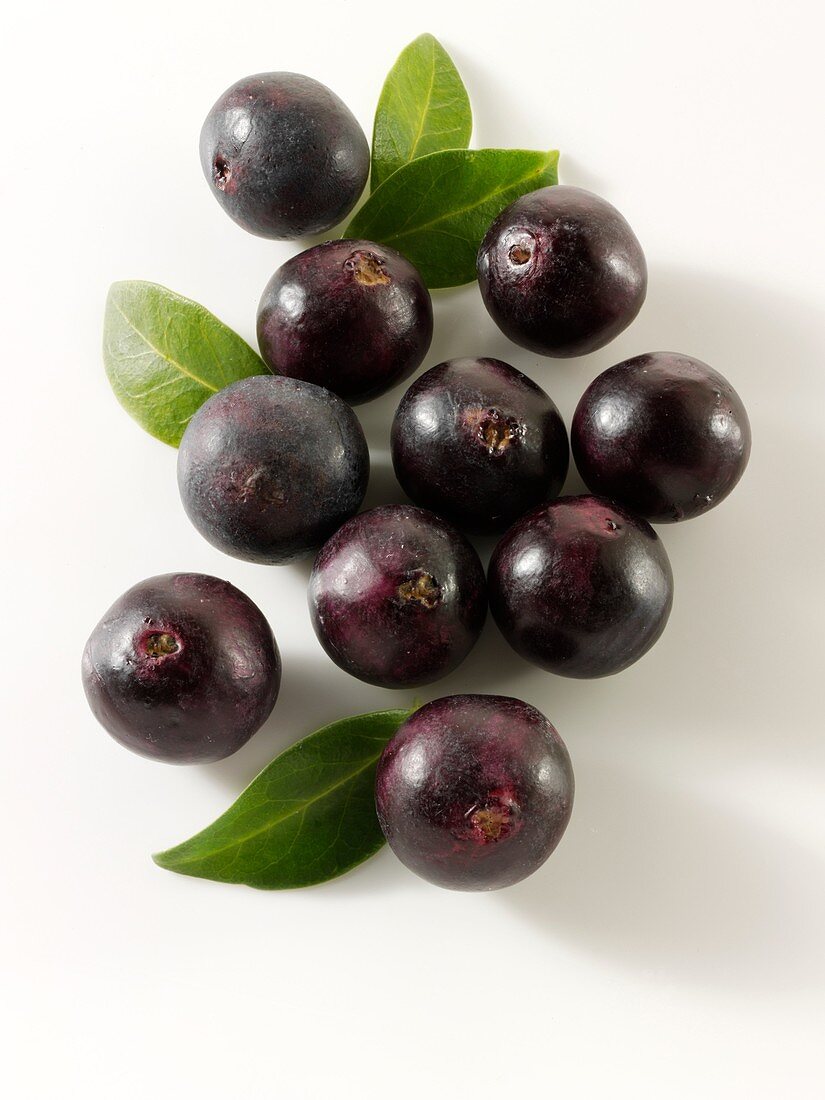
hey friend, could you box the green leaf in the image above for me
[103,280,268,447]
[153,708,412,890]
[371,33,472,191]
[347,148,559,288]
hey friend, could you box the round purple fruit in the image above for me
[200,72,369,239]
[308,505,486,688]
[81,573,281,764]
[489,496,673,678]
[477,185,647,357]
[391,357,569,533]
[177,375,368,565]
[257,239,433,403]
[572,352,752,523]
[375,695,574,891]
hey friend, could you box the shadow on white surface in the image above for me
[503,757,825,992]
[201,652,402,794]
[578,262,821,406]
[494,265,825,992]
[362,449,409,511]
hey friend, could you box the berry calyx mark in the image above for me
[213,156,231,191]
[344,250,391,287]
[461,793,521,843]
[465,407,521,456]
[397,571,441,609]
[504,228,538,268]
[145,633,180,658]
[509,244,532,264]
[470,805,511,841]
[481,417,515,454]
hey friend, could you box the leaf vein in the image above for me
[162,753,383,868]
[111,300,219,393]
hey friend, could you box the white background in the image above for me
[3,1,824,1095]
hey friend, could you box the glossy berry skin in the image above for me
[199,72,369,239]
[257,239,433,403]
[477,185,647,357]
[308,506,487,688]
[391,357,569,533]
[81,574,281,764]
[489,495,673,678]
[375,695,574,891]
[177,375,368,565]
[572,352,752,523]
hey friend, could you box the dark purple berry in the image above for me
[257,239,433,403]
[489,495,673,678]
[375,695,574,891]
[477,185,647,357]
[572,352,751,522]
[391,357,569,533]
[177,375,368,565]
[200,72,369,239]
[308,505,486,688]
[81,573,281,764]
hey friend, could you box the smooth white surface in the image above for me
[3,1,824,1095]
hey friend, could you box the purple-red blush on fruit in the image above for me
[375,694,574,890]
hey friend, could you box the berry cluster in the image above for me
[83,67,750,892]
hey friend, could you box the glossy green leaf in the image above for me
[371,33,472,191]
[103,280,268,447]
[347,148,559,288]
[153,708,412,889]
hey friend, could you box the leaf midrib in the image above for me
[112,299,219,394]
[406,36,438,163]
[379,159,552,240]
[159,750,384,868]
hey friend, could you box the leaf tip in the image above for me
[151,846,183,872]
[105,280,125,306]
[107,277,144,294]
